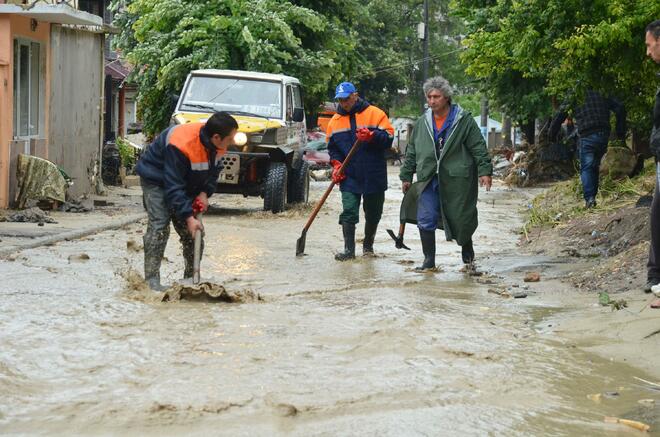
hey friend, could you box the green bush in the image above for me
[116,137,136,170]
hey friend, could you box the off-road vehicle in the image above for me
[172,69,310,213]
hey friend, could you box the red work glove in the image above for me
[330,159,347,184]
[192,197,206,216]
[356,127,375,143]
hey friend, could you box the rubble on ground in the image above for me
[493,137,577,188]
[0,207,57,224]
[310,169,331,181]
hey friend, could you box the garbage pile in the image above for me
[492,137,577,187]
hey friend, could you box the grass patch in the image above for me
[522,158,655,238]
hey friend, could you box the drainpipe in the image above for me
[97,32,106,195]
[118,84,125,138]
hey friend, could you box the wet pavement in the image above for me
[0,169,658,435]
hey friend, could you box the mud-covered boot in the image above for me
[415,230,436,271]
[363,221,378,256]
[147,275,167,292]
[335,223,356,261]
[461,240,475,265]
[144,228,169,291]
[181,232,202,279]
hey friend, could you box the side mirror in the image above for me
[170,94,180,110]
[292,107,304,123]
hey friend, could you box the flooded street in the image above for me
[1,169,658,436]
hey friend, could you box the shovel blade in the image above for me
[295,230,307,256]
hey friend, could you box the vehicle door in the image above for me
[285,83,306,150]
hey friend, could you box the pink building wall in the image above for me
[0,15,51,207]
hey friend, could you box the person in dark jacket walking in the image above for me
[643,19,660,298]
[135,112,238,290]
[399,76,492,271]
[326,82,395,260]
[549,89,626,208]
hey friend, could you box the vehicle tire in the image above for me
[288,160,310,204]
[263,162,288,213]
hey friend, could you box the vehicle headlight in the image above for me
[234,132,247,146]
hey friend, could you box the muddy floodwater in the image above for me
[1,169,658,436]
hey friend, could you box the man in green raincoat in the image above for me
[399,76,493,271]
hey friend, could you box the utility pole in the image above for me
[422,0,429,110]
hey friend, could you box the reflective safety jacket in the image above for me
[136,123,225,220]
[326,98,394,194]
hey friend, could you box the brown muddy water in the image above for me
[1,170,658,436]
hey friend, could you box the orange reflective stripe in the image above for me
[168,123,210,164]
[327,106,395,138]
[326,114,351,142]
[357,106,394,136]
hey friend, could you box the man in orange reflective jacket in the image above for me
[135,112,238,290]
[326,82,395,260]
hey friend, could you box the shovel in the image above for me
[386,222,410,250]
[296,139,362,256]
[193,212,203,284]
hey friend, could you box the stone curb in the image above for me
[0,212,147,258]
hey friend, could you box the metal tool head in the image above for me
[386,229,411,250]
[295,230,307,256]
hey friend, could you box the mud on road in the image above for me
[0,168,658,435]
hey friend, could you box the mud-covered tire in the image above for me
[263,162,288,213]
[288,160,310,204]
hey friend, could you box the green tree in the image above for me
[453,0,660,137]
[111,0,358,135]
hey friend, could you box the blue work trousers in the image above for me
[417,177,441,232]
[579,132,608,201]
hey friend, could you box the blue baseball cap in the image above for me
[334,82,356,99]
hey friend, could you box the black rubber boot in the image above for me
[363,221,378,256]
[415,230,436,271]
[181,233,202,279]
[335,223,356,261]
[144,229,169,291]
[461,240,475,264]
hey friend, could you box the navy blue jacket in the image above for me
[326,98,394,194]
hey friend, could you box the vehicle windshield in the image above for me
[180,76,282,119]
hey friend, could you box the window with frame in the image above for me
[13,38,42,139]
[286,85,293,120]
[292,85,303,110]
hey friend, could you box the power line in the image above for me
[369,48,463,75]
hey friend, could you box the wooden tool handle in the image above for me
[193,213,203,284]
[301,139,362,233]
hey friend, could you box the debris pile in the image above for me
[0,207,57,224]
[492,137,576,187]
[162,282,262,303]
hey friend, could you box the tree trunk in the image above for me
[480,96,489,137]
[502,115,512,148]
[521,119,535,145]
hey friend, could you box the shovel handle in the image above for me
[301,139,362,233]
[193,213,203,284]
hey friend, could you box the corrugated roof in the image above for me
[105,59,132,80]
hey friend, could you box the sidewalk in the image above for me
[0,185,146,258]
